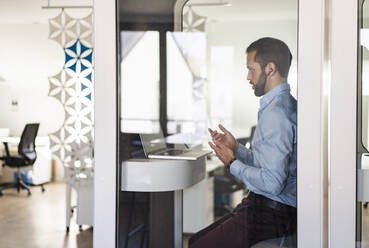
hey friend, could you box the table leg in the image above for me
[174,190,183,248]
[66,183,72,231]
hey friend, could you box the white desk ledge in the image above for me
[121,157,206,192]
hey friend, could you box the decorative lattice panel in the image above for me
[48,10,94,167]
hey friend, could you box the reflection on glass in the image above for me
[181,0,298,246]
[182,0,298,139]
[120,31,160,133]
[209,46,234,127]
[166,32,208,143]
[362,3,369,150]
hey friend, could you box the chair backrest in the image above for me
[18,123,39,162]
[248,125,257,149]
[249,126,256,140]
[235,125,257,148]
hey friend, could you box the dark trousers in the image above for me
[189,192,297,248]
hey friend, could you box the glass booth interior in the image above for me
[117,0,297,247]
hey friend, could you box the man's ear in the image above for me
[265,62,277,76]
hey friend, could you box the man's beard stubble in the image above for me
[254,72,267,97]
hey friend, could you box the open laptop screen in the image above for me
[139,127,167,157]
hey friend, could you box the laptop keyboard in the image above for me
[156,149,185,156]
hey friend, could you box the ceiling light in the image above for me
[187,0,232,7]
[41,0,92,9]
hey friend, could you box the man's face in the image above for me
[246,50,267,97]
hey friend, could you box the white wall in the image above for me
[0,1,92,181]
[0,23,64,136]
[0,0,66,181]
[0,0,91,137]
[0,0,64,136]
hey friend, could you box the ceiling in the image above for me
[0,0,92,24]
[0,0,298,25]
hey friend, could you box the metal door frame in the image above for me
[329,0,358,247]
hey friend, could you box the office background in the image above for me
[0,0,92,181]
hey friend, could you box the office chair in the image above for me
[213,126,256,218]
[0,123,40,196]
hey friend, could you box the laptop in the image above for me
[139,128,212,161]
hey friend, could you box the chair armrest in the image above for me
[3,142,10,157]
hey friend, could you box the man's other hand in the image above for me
[208,124,239,153]
[208,141,235,167]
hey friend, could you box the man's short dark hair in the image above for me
[246,37,292,78]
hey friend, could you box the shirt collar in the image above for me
[259,83,290,110]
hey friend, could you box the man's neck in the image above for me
[264,79,287,94]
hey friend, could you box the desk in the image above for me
[121,157,206,248]
[183,156,223,233]
[0,136,52,185]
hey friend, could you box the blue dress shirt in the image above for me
[230,83,297,207]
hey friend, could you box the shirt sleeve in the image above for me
[235,144,254,166]
[230,108,294,196]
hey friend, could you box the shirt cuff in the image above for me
[229,159,245,178]
[235,144,246,159]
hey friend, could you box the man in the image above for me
[189,37,297,248]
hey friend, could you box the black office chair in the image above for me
[213,125,256,218]
[236,126,256,150]
[0,123,40,196]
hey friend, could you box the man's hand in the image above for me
[208,124,239,153]
[208,141,235,167]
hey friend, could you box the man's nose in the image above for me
[247,72,252,81]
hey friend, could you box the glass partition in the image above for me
[167,31,208,145]
[361,1,369,150]
[118,0,299,246]
[181,0,298,140]
[358,1,369,246]
[180,0,298,246]
[120,31,160,134]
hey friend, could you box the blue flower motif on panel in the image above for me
[64,39,93,73]
[64,39,93,102]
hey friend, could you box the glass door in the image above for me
[173,0,328,247]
